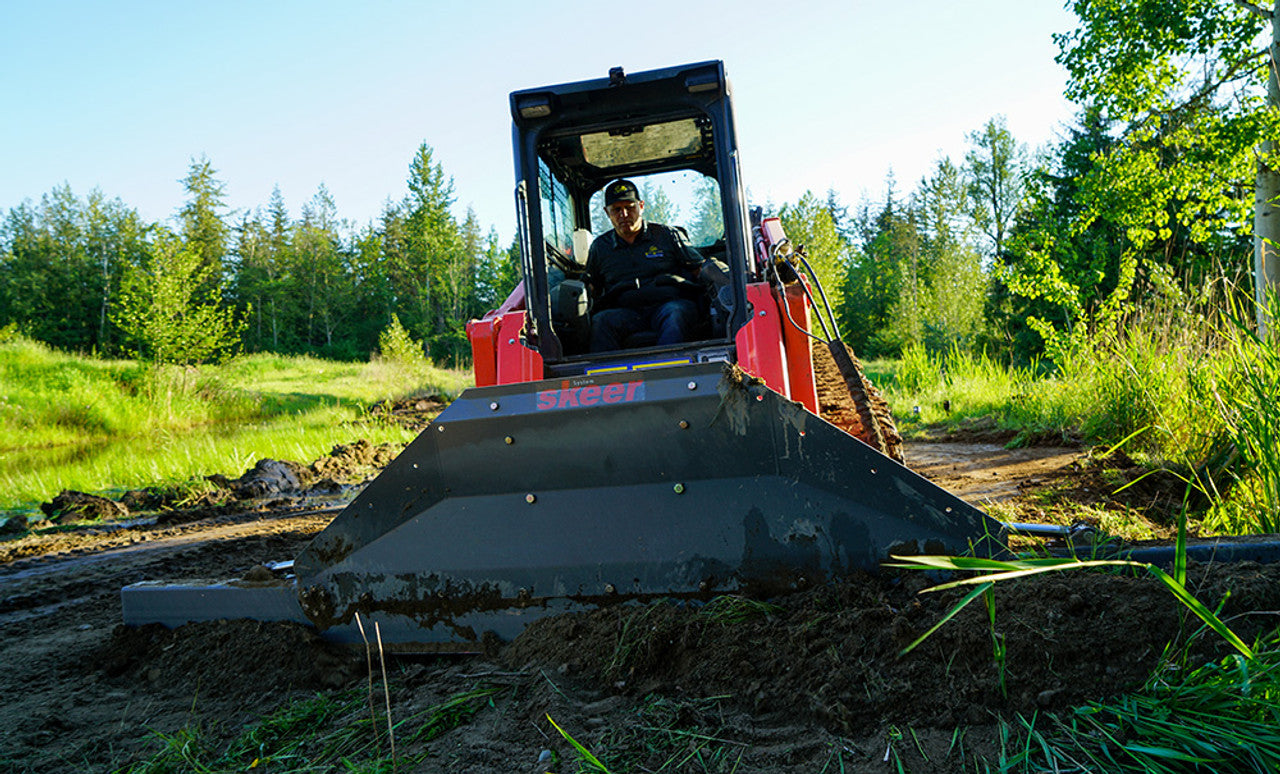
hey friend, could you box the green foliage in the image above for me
[965,115,1028,263]
[1042,0,1280,342]
[998,633,1280,773]
[376,314,426,369]
[779,191,847,318]
[3,142,519,366]
[834,155,992,358]
[550,696,744,774]
[890,549,1254,661]
[0,185,150,353]
[701,595,782,624]
[113,231,245,366]
[887,292,1280,534]
[177,154,230,290]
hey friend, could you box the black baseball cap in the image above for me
[604,179,641,206]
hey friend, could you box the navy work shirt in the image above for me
[585,221,706,310]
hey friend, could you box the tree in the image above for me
[916,159,988,352]
[177,155,231,292]
[396,144,462,351]
[842,179,906,356]
[113,230,243,365]
[686,176,724,246]
[779,191,848,322]
[0,186,148,353]
[1057,0,1280,331]
[293,184,354,355]
[965,116,1028,263]
[639,180,678,225]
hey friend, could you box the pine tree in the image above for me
[177,155,230,293]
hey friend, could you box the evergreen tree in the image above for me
[0,186,148,353]
[293,184,353,355]
[398,144,462,354]
[177,155,230,292]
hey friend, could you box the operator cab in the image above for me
[510,61,754,377]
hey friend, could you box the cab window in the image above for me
[538,157,576,261]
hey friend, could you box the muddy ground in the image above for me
[2,404,1277,772]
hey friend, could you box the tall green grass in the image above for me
[0,337,471,517]
[880,294,1279,536]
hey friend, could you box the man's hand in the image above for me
[699,260,730,290]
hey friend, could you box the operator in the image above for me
[586,179,728,352]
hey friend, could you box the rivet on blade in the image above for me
[437,425,445,432]
[505,436,514,445]
[525,493,536,504]
[490,401,500,411]
[687,381,697,390]
[678,420,689,429]
[673,483,685,494]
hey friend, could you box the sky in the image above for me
[1,1,1079,243]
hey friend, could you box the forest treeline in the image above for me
[0,144,519,365]
[2,1,1276,367]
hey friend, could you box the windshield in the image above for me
[589,170,723,248]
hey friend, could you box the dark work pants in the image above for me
[590,298,698,352]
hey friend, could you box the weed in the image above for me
[890,510,1255,662]
[547,714,614,774]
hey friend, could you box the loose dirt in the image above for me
[1,415,1276,772]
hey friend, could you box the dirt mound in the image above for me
[504,563,1280,737]
[811,342,904,462]
[101,620,361,696]
[368,394,449,432]
[41,490,129,523]
[308,439,400,483]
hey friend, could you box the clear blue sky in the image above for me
[2,1,1078,242]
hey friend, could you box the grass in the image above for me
[119,684,506,773]
[549,695,746,774]
[0,337,470,520]
[873,292,1280,537]
[996,632,1280,773]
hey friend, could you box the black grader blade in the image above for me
[124,363,1005,649]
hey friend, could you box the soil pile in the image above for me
[811,341,904,462]
[504,563,1280,736]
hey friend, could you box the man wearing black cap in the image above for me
[586,179,723,351]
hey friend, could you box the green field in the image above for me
[0,337,471,520]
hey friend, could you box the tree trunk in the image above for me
[1257,2,1280,335]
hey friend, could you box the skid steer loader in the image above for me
[123,61,1007,649]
